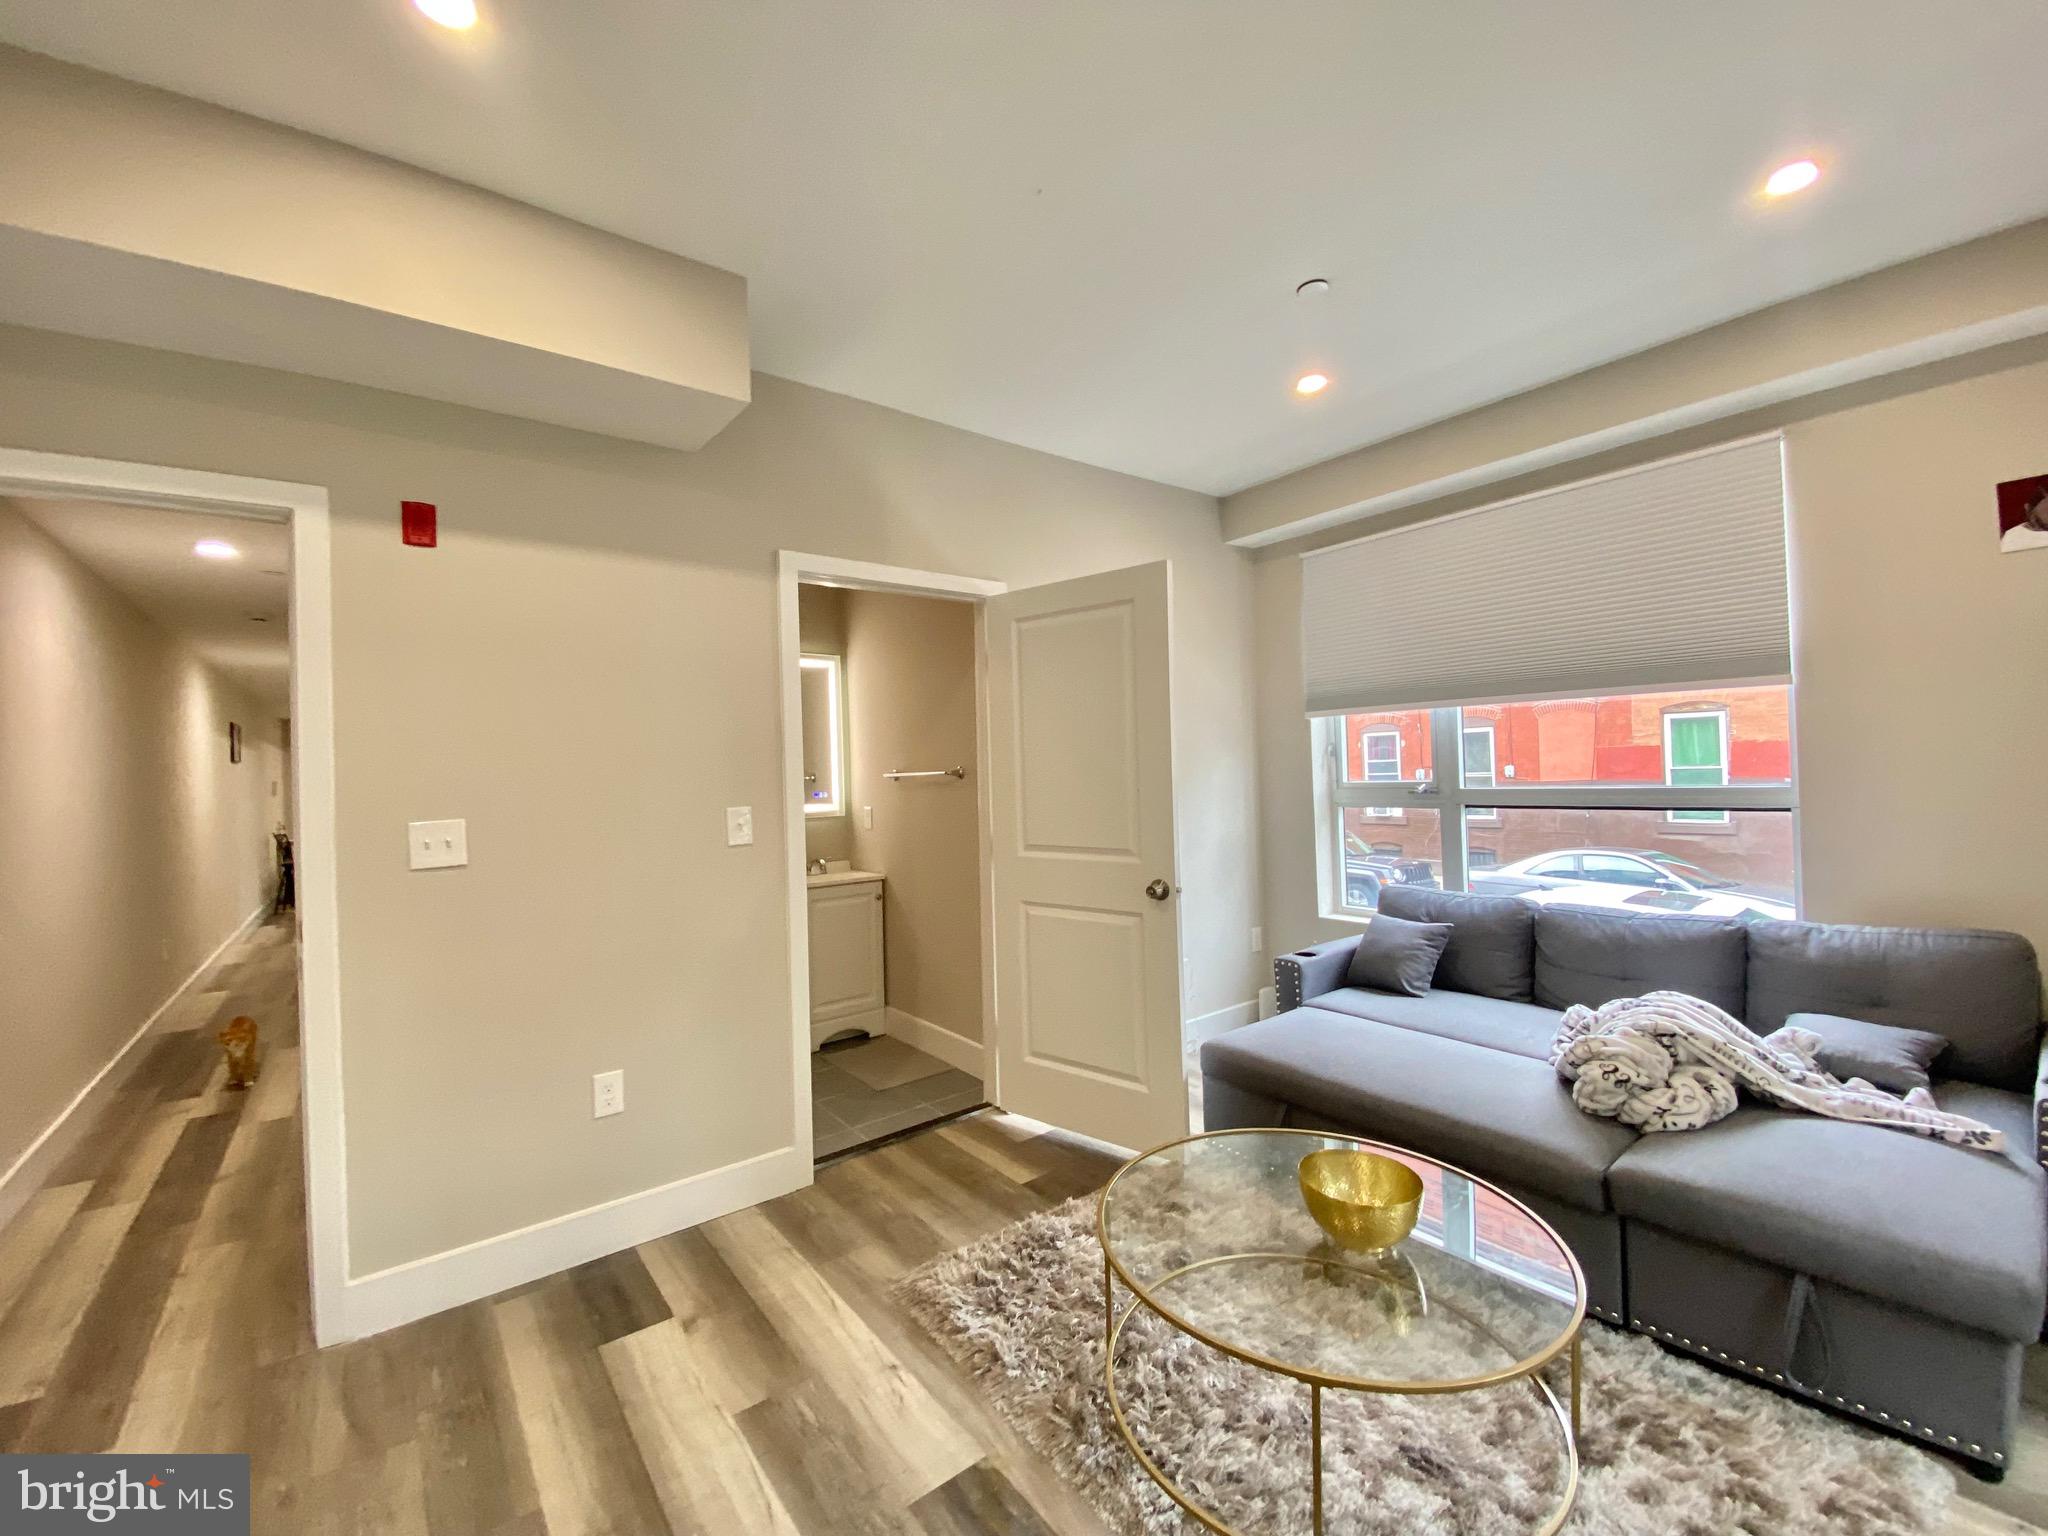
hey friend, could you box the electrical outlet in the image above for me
[1250,926,1264,954]
[592,1069,624,1119]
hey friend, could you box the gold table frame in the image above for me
[1097,1129,1585,1536]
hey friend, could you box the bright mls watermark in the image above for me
[2,1456,249,1532]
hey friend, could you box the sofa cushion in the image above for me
[1787,1011,1949,1094]
[1379,887,1537,1002]
[1533,906,1749,1017]
[1607,1100,2047,1341]
[1198,1008,1637,1210]
[1310,986,1562,1061]
[1344,913,1452,997]
[1747,921,2042,1092]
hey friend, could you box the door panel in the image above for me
[988,561,1184,1151]
[1014,603,1140,856]
[1019,902,1147,1084]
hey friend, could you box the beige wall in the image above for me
[0,498,281,1183]
[1222,219,2048,546]
[0,322,1257,1276]
[0,47,749,450]
[1784,356,2048,949]
[842,589,983,1042]
[1251,352,2048,976]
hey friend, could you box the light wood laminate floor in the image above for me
[0,918,2042,1534]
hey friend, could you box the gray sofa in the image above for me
[1200,888,2047,1473]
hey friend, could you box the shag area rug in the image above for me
[898,1197,1954,1535]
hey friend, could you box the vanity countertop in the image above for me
[806,868,884,889]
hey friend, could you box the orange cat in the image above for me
[218,1014,260,1089]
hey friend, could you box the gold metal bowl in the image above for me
[1298,1149,1425,1253]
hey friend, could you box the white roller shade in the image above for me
[1301,436,1789,715]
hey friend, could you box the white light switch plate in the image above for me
[592,1069,624,1119]
[861,805,874,830]
[725,806,754,846]
[408,818,468,870]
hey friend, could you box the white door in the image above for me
[986,561,1186,1151]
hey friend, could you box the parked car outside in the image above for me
[1471,847,1794,921]
[1343,839,1439,909]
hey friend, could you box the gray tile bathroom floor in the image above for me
[811,1035,986,1158]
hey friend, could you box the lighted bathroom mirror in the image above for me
[798,653,845,817]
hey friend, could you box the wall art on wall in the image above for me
[1997,473,2048,553]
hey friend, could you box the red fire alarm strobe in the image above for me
[401,501,437,548]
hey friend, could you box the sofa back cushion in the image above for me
[1378,887,1536,1002]
[1533,906,1749,1017]
[1747,921,2042,1091]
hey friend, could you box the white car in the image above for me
[1474,848,1795,922]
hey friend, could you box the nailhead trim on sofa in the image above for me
[1625,1314,2003,1465]
[1274,955,1305,1012]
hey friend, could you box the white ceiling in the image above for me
[14,497,291,713]
[3,1,2046,495]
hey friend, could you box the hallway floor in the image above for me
[0,919,2042,1533]
[812,1035,984,1159]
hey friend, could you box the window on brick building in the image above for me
[1320,685,1795,920]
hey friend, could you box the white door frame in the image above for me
[775,551,1006,1161]
[0,446,347,1346]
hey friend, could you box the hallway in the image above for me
[0,917,306,1456]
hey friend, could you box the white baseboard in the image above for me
[332,1143,810,1342]
[1183,999,1258,1048]
[0,899,270,1232]
[884,1005,986,1078]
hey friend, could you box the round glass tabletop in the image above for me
[1098,1128,1584,1392]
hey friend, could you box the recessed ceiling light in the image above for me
[413,0,478,30]
[1294,372,1331,398]
[1296,278,1331,297]
[1763,159,1821,199]
[193,539,240,560]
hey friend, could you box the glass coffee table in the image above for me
[1097,1128,1585,1535]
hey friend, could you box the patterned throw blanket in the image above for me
[1549,991,2005,1153]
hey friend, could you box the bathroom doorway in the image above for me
[791,568,992,1159]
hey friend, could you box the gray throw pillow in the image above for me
[1346,914,1453,998]
[1786,1011,1950,1093]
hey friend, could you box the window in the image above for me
[1361,730,1402,783]
[1664,709,1730,825]
[1468,808,1796,921]
[1337,809,1443,909]
[1580,852,1667,887]
[1343,712,1427,819]
[1462,725,1497,821]
[1321,685,1795,920]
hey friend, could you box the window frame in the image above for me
[1354,726,1405,819]
[1662,707,1732,826]
[1316,697,1796,922]
[1461,723,1498,822]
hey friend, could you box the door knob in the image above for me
[1145,879,1172,902]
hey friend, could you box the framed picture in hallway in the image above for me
[229,721,242,763]
[1997,472,2048,553]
